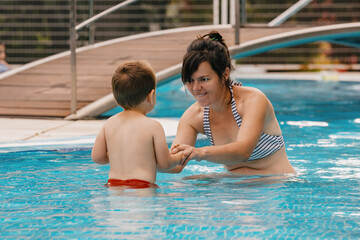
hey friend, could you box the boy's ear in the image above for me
[147,89,155,104]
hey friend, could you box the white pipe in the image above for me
[230,0,235,26]
[213,0,219,25]
[268,0,312,27]
[221,0,228,24]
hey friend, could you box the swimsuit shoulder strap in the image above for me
[203,106,214,145]
[203,80,242,145]
[229,81,242,127]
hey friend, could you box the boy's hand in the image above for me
[171,144,190,166]
[170,144,185,165]
[170,144,180,154]
[171,144,203,165]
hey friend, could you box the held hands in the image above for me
[171,144,203,166]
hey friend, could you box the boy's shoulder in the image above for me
[143,116,163,129]
[106,112,162,129]
[135,116,164,135]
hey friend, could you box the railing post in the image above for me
[70,0,77,115]
[88,0,95,44]
[235,0,240,45]
[241,0,247,26]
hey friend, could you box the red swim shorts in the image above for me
[104,179,159,189]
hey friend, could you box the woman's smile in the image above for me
[196,92,207,97]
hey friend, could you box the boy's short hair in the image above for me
[112,60,156,109]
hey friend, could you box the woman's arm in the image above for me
[176,141,254,166]
[175,90,269,165]
[171,115,198,148]
[159,105,202,173]
[91,125,109,165]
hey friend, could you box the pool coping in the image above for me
[66,68,360,120]
[0,117,179,151]
[1,72,359,150]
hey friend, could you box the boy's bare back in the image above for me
[92,110,180,184]
[91,60,181,186]
[106,111,165,182]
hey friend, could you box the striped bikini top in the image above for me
[203,81,285,161]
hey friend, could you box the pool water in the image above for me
[1,78,360,239]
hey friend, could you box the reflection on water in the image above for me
[88,173,298,238]
[1,146,360,238]
[1,79,360,238]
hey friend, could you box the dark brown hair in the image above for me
[181,31,232,87]
[112,60,156,110]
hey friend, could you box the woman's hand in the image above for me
[171,144,205,165]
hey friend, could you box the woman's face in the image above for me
[186,61,228,107]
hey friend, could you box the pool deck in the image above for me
[1,25,309,119]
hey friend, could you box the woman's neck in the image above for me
[210,86,231,113]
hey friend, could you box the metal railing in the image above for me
[215,0,313,27]
[3,0,358,64]
[68,0,315,115]
[268,0,312,27]
[69,0,139,115]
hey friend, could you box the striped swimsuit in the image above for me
[203,82,285,161]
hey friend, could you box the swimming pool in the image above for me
[1,77,360,239]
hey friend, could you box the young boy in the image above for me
[0,42,10,74]
[92,60,181,188]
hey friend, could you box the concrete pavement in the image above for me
[0,117,179,150]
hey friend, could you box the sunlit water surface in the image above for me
[1,78,360,239]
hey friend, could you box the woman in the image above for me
[170,31,295,175]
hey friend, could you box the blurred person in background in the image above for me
[0,42,10,74]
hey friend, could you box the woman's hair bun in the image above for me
[208,32,223,42]
[200,31,223,42]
